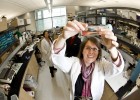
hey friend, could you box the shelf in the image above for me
[86,14,139,26]
[86,14,119,18]
[118,21,139,28]
[8,24,30,31]
[114,33,140,60]
[77,15,86,18]
[119,39,140,54]
[77,8,140,29]
[0,24,30,35]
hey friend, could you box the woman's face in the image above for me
[45,32,49,38]
[82,40,99,66]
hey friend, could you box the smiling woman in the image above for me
[51,20,124,100]
[1,0,140,100]
[78,37,101,66]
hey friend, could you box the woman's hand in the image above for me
[62,20,87,40]
[54,20,87,52]
[99,29,119,50]
[99,29,119,61]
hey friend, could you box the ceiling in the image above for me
[0,0,140,20]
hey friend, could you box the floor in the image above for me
[35,62,118,100]
[35,63,70,100]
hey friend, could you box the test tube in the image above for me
[81,24,113,36]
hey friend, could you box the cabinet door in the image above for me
[101,82,118,100]
[19,88,34,100]
[27,53,39,80]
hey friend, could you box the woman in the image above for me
[51,20,124,100]
[41,30,57,77]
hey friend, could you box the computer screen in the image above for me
[0,31,16,56]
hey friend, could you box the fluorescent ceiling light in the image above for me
[47,0,50,4]
[48,4,51,10]
[44,0,52,11]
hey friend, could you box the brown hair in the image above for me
[78,36,102,61]
[43,30,48,37]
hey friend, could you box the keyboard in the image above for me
[11,63,23,73]
[0,68,10,79]
[0,68,15,83]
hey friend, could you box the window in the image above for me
[52,8,61,17]
[43,10,51,18]
[53,16,67,27]
[36,20,44,32]
[35,6,67,31]
[60,7,66,15]
[37,11,42,19]
[43,18,52,29]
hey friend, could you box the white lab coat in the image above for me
[51,42,124,100]
[41,38,53,66]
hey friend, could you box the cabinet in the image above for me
[20,88,33,100]
[18,52,39,100]
[101,82,118,100]
[8,51,39,100]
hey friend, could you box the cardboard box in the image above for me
[0,17,8,32]
[11,18,24,27]
[24,19,31,25]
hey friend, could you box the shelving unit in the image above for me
[76,11,87,23]
[0,31,19,65]
[0,24,30,65]
[77,7,140,26]
[76,7,140,61]
[118,37,140,54]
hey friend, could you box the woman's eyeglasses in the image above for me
[85,46,99,52]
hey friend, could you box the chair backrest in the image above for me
[130,59,140,82]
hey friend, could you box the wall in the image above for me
[75,6,90,14]
[66,6,76,17]
[18,11,36,33]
